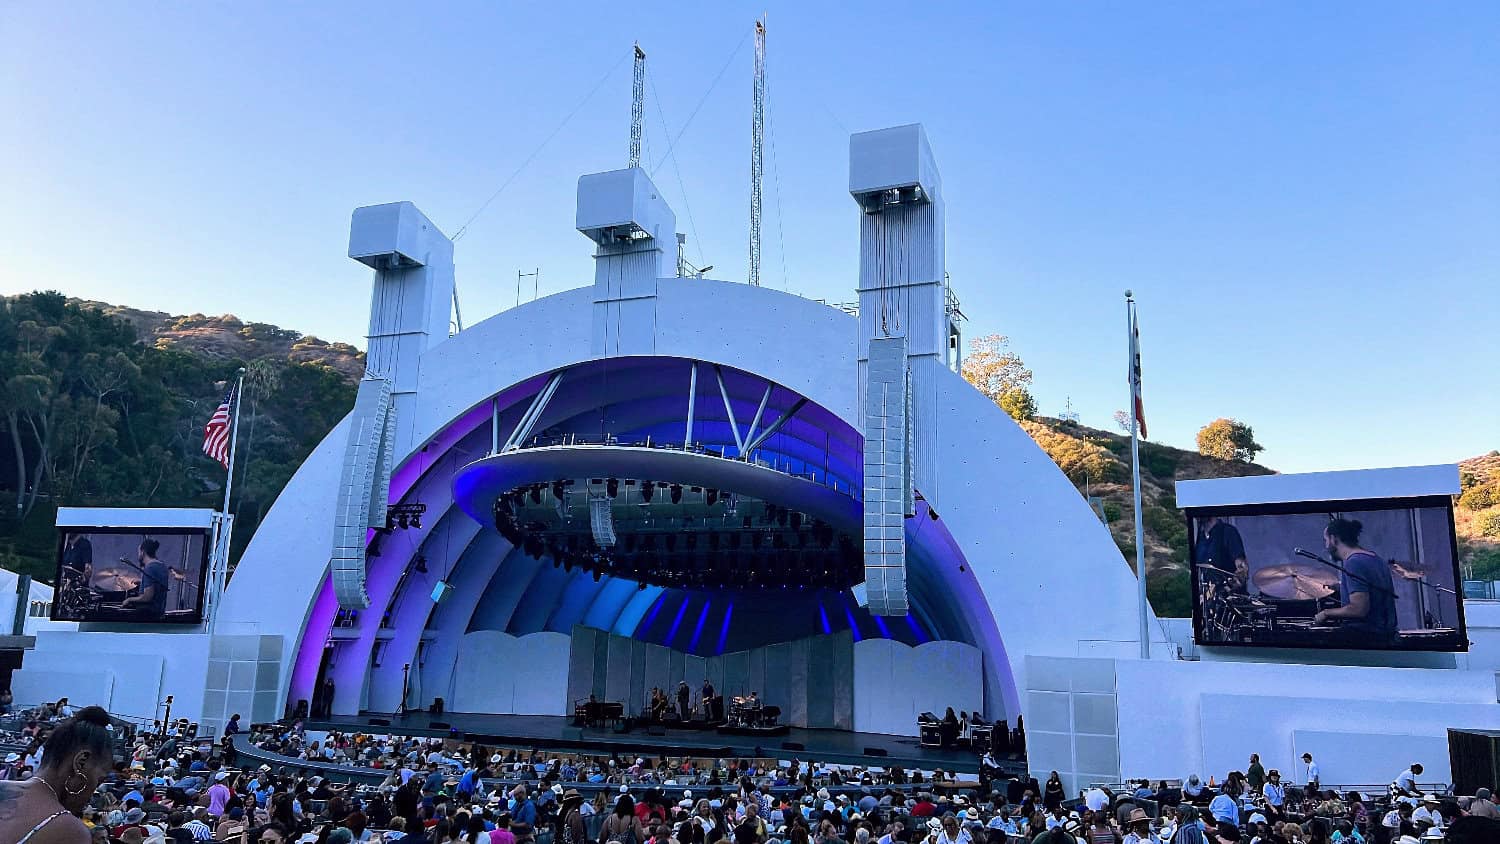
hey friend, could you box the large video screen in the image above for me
[53,527,210,624]
[1187,496,1466,651]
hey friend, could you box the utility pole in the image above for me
[629,44,646,168]
[749,17,766,287]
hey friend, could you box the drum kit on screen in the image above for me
[1198,562,1343,643]
[1200,559,1458,645]
[56,559,194,621]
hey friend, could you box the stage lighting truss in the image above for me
[493,478,862,592]
[384,502,427,531]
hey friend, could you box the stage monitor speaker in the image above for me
[647,724,666,737]
[781,741,805,751]
[430,720,452,730]
[864,747,889,757]
[1448,728,1500,796]
[368,718,391,727]
[614,718,632,734]
[429,697,445,714]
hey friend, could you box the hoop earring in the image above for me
[64,770,90,799]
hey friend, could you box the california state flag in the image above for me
[1128,302,1147,439]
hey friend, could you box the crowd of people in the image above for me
[2,708,1499,844]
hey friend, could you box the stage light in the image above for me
[411,513,422,529]
[397,513,410,529]
[705,488,718,507]
[606,478,619,498]
[641,481,654,503]
[414,556,428,573]
[638,581,647,591]
[670,484,683,504]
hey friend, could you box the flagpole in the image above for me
[209,368,246,632]
[221,369,247,517]
[1127,293,1150,659]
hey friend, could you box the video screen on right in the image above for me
[1188,496,1466,651]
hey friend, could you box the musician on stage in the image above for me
[1313,518,1398,644]
[701,678,715,716]
[61,533,93,584]
[120,538,170,616]
[1193,515,1249,593]
[676,681,691,721]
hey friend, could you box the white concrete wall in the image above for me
[853,639,983,736]
[13,630,211,723]
[1026,654,1500,794]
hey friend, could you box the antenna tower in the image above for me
[629,44,646,168]
[748,17,766,286]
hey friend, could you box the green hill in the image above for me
[0,292,358,581]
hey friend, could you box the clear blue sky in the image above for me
[2,2,1495,473]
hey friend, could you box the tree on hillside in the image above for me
[1196,418,1263,463]
[1112,410,1133,435]
[961,334,1036,421]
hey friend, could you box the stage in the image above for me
[300,711,1019,775]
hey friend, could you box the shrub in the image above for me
[1479,510,1500,540]
[1103,501,1123,523]
[1459,484,1498,511]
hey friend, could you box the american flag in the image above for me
[202,382,237,469]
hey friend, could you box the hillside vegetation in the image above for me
[0,292,358,581]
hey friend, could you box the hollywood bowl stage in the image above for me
[299,711,1015,775]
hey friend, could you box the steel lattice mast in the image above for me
[629,44,646,168]
[749,18,765,286]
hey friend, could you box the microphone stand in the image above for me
[1293,548,1397,596]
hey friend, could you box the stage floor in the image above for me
[301,712,1016,775]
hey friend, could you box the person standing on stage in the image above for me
[677,682,691,721]
[1313,518,1397,644]
[1193,515,1249,593]
[701,679,715,717]
[61,534,93,585]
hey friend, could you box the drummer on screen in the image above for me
[1194,515,1249,594]
[119,538,171,616]
[1313,518,1398,643]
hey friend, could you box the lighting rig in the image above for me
[491,479,861,592]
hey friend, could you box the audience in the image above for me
[6,704,1498,844]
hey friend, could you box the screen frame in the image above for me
[52,526,213,625]
[1183,494,1468,652]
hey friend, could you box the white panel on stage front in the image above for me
[853,638,982,736]
[1176,464,1460,509]
[10,669,116,713]
[452,631,570,715]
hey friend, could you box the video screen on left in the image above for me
[53,527,210,624]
